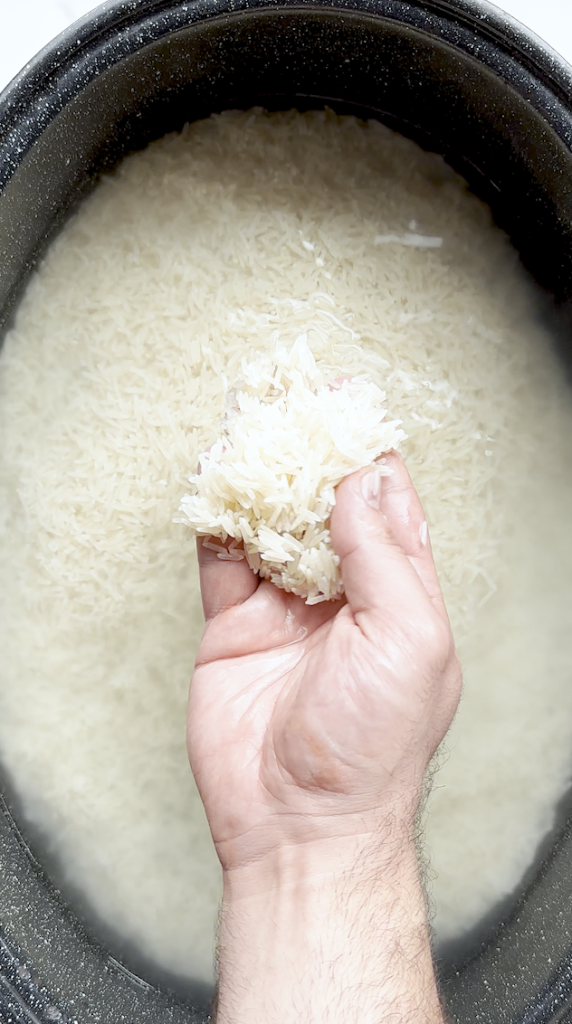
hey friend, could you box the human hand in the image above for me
[188,451,461,872]
[188,452,460,1024]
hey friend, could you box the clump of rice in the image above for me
[176,335,405,602]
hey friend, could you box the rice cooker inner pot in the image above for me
[1,2,572,1022]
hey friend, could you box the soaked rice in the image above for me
[0,109,571,982]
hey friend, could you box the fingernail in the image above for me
[419,520,428,546]
[361,467,382,510]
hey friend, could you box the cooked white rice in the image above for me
[0,109,571,984]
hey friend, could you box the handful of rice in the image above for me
[176,336,406,603]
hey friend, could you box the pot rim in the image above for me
[1,0,572,147]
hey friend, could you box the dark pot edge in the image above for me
[1,0,572,138]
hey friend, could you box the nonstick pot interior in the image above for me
[1,2,572,1022]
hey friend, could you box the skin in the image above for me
[188,452,462,1023]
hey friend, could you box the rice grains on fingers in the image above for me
[197,535,259,621]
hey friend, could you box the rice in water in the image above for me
[0,109,571,983]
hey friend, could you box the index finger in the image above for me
[330,454,450,628]
[374,452,449,622]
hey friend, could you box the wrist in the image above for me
[215,831,444,1024]
[221,825,417,903]
[213,780,424,877]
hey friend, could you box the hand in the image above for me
[188,452,461,1023]
[189,452,460,866]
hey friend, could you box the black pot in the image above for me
[1,1,572,1021]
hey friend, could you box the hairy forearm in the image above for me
[213,833,445,1024]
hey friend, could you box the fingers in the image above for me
[197,536,259,621]
[197,450,448,646]
[373,452,447,617]
[330,453,449,631]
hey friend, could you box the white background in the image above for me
[0,0,571,96]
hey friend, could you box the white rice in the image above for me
[175,337,406,603]
[0,108,571,984]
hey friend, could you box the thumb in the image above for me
[330,454,447,634]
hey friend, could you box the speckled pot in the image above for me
[1,1,572,1022]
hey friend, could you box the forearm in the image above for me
[214,834,445,1024]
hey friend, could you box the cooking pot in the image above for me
[1,1,572,1021]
